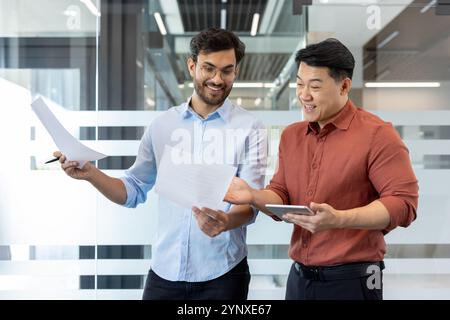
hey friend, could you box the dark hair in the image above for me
[189,27,246,64]
[295,38,355,81]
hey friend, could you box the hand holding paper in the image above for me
[31,97,107,168]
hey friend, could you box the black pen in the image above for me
[45,157,60,164]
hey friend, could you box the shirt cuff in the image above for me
[265,185,289,205]
[378,195,416,233]
[263,186,288,221]
[119,177,135,208]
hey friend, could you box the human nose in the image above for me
[298,86,312,101]
[210,70,225,83]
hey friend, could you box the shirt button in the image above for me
[307,190,313,196]
[312,163,317,169]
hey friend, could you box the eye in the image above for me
[222,69,234,76]
[204,66,215,73]
[297,83,304,87]
[311,86,320,90]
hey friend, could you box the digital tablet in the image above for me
[265,204,314,221]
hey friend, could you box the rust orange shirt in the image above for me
[267,100,418,266]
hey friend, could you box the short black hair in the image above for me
[190,27,246,64]
[295,38,355,81]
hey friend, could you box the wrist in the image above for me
[335,209,349,229]
[84,163,97,183]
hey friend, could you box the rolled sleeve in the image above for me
[378,195,417,233]
[369,124,419,234]
[120,176,137,208]
[120,126,157,208]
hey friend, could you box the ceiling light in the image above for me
[154,12,167,35]
[221,9,227,29]
[421,0,436,13]
[365,82,441,88]
[377,30,399,49]
[250,13,260,36]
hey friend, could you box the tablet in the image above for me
[265,204,314,221]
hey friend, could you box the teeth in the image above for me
[207,85,222,91]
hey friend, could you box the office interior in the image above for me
[0,0,450,299]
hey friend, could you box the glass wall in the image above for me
[1,0,449,299]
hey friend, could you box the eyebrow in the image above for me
[203,61,235,69]
[296,75,323,83]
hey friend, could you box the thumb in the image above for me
[310,202,325,212]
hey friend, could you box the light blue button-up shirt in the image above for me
[120,98,267,282]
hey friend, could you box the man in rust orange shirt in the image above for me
[225,38,418,300]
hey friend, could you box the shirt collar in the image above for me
[180,96,233,123]
[305,99,356,135]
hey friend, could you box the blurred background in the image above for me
[1,0,450,299]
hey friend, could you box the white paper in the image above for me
[31,96,107,169]
[154,146,236,210]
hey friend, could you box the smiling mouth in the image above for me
[205,84,224,92]
[303,104,316,112]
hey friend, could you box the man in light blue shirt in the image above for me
[55,28,266,300]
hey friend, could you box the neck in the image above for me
[190,93,222,119]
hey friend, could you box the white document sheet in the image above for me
[31,96,107,169]
[154,146,237,210]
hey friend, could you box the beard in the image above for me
[193,79,232,107]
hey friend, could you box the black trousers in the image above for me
[142,257,250,300]
[285,262,383,300]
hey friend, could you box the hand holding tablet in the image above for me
[265,204,314,222]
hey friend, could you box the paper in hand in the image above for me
[31,96,107,169]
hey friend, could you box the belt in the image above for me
[293,261,385,281]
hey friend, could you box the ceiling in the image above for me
[177,0,269,32]
[363,0,450,81]
[172,0,300,82]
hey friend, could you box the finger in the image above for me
[284,214,311,223]
[65,167,76,177]
[193,210,210,225]
[201,208,226,223]
[309,202,319,211]
[59,155,66,164]
[53,151,62,158]
[196,212,218,228]
[223,192,232,202]
[310,202,327,213]
[62,161,79,170]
